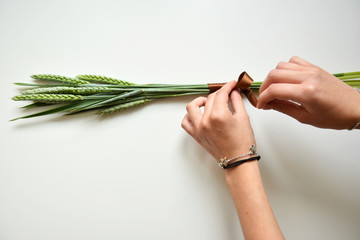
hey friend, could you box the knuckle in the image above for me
[301,84,321,105]
[197,96,207,102]
[180,119,186,129]
[208,92,216,98]
[199,119,211,131]
[311,67,323,78]
[302,82,318,97]
[267,69,278,79]
[289,56,299,63]
[185,102,193,112]
[209,113,225,125]
[266,84,277,96]
[275,61,287,69]
[304,84,316,94]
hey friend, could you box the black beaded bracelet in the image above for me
[222,155,261,169]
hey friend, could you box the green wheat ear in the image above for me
[76,75,135,85]
[21,86,116,95]
[12,94,84,103]
[97,99,151,115]
[31,74,90,85]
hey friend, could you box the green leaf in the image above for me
[10,100,99,121]
[22,102,56,108]
[81,90,143,110]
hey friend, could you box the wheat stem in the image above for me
[11,71,360,121]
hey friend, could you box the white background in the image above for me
[1,0,359,239]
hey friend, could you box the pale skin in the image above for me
[257,56,360,130]
[181,56,360,239]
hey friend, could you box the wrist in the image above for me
[218,143,257,168]
[224,159,260,184]
[349,88,360,130]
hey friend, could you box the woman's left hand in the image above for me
[181,80,256,162]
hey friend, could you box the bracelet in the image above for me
[349,121,360,130]
[219,144,257,169]
[222,155,261,169]
[349,88,360,130]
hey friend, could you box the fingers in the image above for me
[182,80,242,135]
[263,99,308,124]
[259,69,304,94]
[182,96,207,139]
[260,56,316,94]
[203,92,215,119]
[185,96,207,126]
[275,61,306,71]
[221,79,238,93]
[212,80,237,112]
[276,56,314,70]
[257,83,304,109]
[289,56,314,67]
[181,113,203,142]
[181,113,194,134]
[230,90,246,115]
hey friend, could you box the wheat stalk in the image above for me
[11,71,360,121]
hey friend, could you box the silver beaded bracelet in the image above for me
[350,121,360,130]
[219,144,257,168]
[349,88,360,130]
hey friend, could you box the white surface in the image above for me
[0,0,359,239]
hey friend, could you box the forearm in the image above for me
[225,160,284,240]
[181,82,284,238]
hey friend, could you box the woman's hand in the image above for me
[181,80,255,161]
[182,81,285,239]
[257,56,360,129]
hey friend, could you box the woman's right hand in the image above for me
[257,56,360,130]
